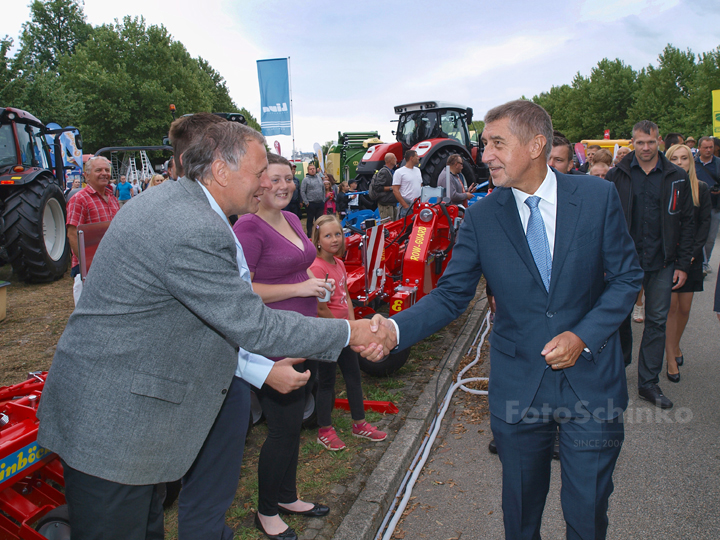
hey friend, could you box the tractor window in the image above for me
[440,111,467,147]
[0,124,17,169]
[31,126,50,169]
[398,112,439,147]
[16,125,38,168]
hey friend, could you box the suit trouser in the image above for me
[306,201,325,236]
[62,460,164,540]
[179,376,251,540]
[703,208,720,264]
[491,369,624,540]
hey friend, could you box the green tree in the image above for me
[59,16,241,151]
[628,45,697,135]
[689,47,720,136]
[18,0,92,73]
[239,107,261,132]
[582,58,638,139]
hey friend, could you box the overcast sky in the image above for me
[4,0,720,156]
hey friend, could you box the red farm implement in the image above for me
[343,198,463,375]
[0,373,69,540]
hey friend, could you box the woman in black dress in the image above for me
[664,144,712,382]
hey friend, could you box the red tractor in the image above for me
[353,101,489,190]
[0,108,77,282]
[343,199,463,376]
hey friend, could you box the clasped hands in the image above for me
[349,314,398,362]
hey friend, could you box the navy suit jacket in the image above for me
[393,172,643,424]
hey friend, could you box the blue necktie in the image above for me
[525,196,552,292]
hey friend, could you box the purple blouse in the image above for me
[233,211,318,317]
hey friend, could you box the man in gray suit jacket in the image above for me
[37,120,389,539]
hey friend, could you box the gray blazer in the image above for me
[37,177,348,485]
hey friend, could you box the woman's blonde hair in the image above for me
[665,144,699,207]
[312,215,345,257]
[148,174,165,188]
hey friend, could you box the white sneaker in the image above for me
[632,304,644,323]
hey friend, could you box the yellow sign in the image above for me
[713,89,720,136]
[410,226,427,261]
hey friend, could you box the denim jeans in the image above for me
[637,265,674,387]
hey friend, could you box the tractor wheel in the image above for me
[35,504,71,539]
[422,149,477,190]
[358,346,411,377]
[2,175,70,282]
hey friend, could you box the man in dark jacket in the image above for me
[695,136,720,272]
[370,153,398,220]
[606,120,694,410]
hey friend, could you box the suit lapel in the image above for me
[494,188,548,293]
[548,174,581,298]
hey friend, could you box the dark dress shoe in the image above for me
[255,513,297,540]
[278,502,329,517]
[667,369,680,383]
[638,384,673,409]
[488,439,498,454]
[675,355,684,366]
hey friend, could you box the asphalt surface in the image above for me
[394,248,720,539]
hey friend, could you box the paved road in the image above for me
[395,250,720,539]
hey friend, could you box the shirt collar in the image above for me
[196,180,232,228]
[511,166,557,207]
[631,154,663,173]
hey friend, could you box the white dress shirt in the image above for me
[511,166,557,259]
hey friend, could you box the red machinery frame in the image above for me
[0,373,65,540]
[344,200,461,320]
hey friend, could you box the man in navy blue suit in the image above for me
[374,100,642,539]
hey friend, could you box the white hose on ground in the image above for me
[377,311,492,540]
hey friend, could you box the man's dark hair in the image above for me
[446,153,463,166]
[168,113,226,176]
[632,120,659,138]
[404,149,418,161]
[267,153,291,168]
[182,122,265,185]
[484,100,553,160]
[552,135,574,163]
[664,132,683,150]
[587,144,601,151]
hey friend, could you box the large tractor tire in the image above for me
[2,175,70,282]
[422,148,476,190]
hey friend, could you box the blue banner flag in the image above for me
[257,58,291,136]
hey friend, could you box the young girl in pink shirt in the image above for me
[310,215,387,450]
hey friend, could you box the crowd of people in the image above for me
[50,103,720,540]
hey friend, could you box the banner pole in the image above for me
[288,56,296,158]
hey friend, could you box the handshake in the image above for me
[348,314,398,361]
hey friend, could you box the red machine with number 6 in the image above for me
[343,200,462,375]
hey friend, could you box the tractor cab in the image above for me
[394,102,472,152]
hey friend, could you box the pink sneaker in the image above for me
[318,427,346,451]
[352,421,387,442]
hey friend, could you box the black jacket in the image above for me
[606,151,695,273]
[691,181,713,263]
[370,166,397,205]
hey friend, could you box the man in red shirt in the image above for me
[66,156,120,277]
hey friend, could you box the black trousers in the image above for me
[62,460,164,540]
[255,364,309,515]
[306,201,324,237]
[317,346,365,427]
[179,376,251,540]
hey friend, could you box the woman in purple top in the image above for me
[233,154,334,540]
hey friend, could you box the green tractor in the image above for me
[325,131,382,183]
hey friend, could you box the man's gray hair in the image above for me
[632,120,659,138]
[182,122,265,185]
[484,100,553,159]
[84,155,111,174]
